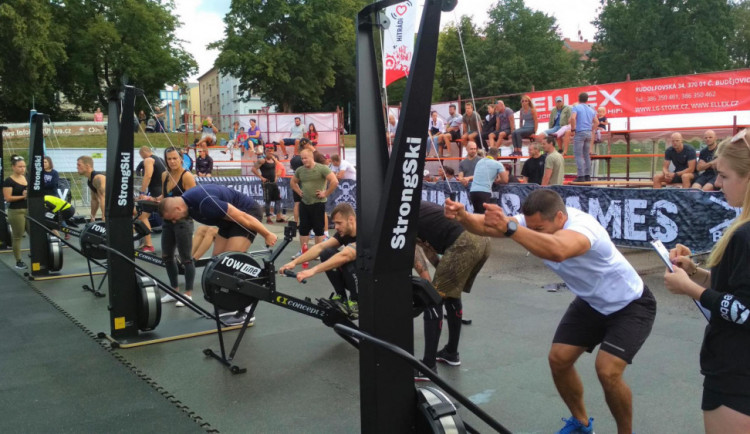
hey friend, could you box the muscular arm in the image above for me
[281,236,341,271]
[496,170,509,184]
[290,176,303,197]
[308,246,356,276]
[591,116,599,132]
[251,159,265,181]
[224,204,273,240]
[662,159,672,176]
[697,158,712,172]
[509,226,590,262]
[92,175,106,221]
[678,159,696,175]
[541,168,552,186]
[140,158,154,194]
[413,244,432,281]
[569,112,577,131]
[320,172,339,198]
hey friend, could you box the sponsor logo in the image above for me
[391,137,421,249]
[117,152,131,206]
[33,155,43,191]
[720,294,750,324]
[219,256,262,277]
[275,295,323,316]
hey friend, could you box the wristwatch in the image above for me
[504,220,518,237]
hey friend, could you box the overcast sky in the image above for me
[174,0,602,81]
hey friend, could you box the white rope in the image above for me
[45,118,87,205]
[453,11,485,151]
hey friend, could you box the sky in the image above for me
[174,0,602,82]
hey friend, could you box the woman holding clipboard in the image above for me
[664,128,750,433]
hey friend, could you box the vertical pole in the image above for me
[0,126,11,250]
[105,86,140,339]
[27,114,52,275]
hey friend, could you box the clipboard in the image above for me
[650,239,711,321]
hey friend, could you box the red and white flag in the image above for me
[383,1,416,87]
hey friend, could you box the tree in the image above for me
[435,16,485,102]
[212,0,366,113]
[52,0,197,112]
[728,0,750,68]
[0,1,66,120]
[590,0,733,83]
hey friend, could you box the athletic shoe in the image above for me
[555,416,594,434]
[175,295,192,307]
[347,300,359,320]
[329,299,350,317]
[223,313,255,327]
[436,348,461,366]
[414,364,437,382]
[15,261,27,269]
[573,176,586,183]
[140,245,155,253]
[331,294,344,302]
[160,294,176,303]
[291,250,303,260]
[276,217,286,223]
[266,217,273,224]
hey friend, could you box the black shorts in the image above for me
[552,285,656,364]
[703,388,750,416]
[263,182,281,202]
[60,207,75,221]
[293,190,302,203]
[215,203,262,241]
[298,202,326,236]
[282,138,297,147]
[693,172,717,187]
[449,130,461,141]
[469,191,492,214]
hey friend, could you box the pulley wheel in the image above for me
[136,275,161,331]
[79,222,108,260]
[47,234,64,272]
[202,252,264,311]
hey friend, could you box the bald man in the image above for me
[691,130,719,191]
[653,133,696,189]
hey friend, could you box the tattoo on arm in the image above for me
[414,245,431,279]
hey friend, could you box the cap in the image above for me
[555,96,563,103]
[423,169,430,176]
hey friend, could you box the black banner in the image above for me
[197,177,736,253]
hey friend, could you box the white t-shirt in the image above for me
[331,160,357,180]
[515,207,643,314]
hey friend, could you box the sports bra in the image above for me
[163,170,187,197]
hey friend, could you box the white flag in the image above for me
[383,1,416,87]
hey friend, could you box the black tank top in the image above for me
[146,156,166,196]
[87,171,102,194]
[259,159,276,182]
[163,170,188,197]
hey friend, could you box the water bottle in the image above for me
[302,243,309,269]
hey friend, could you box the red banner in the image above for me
[528,69,750,121]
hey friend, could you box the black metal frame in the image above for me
[27,114,56,275]
[355,0,445,431]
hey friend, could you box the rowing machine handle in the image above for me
[283,269,307,284]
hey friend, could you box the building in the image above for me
[563,37,593,61]
[185,82,200,121]
[219,74,275,132]
[197,66,221,129]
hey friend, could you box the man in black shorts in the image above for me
[691,129,719,191]
[136,146,166,252]
[445,189,656,434]
[413,201,490,380]
[159,184,278,324]
[279,203,359,318]
[653,132,696,188]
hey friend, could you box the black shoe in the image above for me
[223,313,255,327]
[436,348,461,366]
[573,176,586,182]
[510,150,523,156]
[584,175,591,182]
[15,261,27,269]
[414,364,437,382]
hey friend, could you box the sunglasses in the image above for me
[731,129,750,151]
[11,156,24,162]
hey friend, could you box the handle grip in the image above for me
[283,269,307,284]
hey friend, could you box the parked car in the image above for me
[176,123,196,133]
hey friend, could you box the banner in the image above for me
[199,177,736,253]
[1,122,106,139]
[528,69,750,122]
[382,1,416,87]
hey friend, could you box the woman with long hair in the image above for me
[510,95,537,156]
[3,155,28,269]
[154,147,197,307]
[306,123,319,147]
[665,129,750,433]
[42,156,60,197]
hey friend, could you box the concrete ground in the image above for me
[0,219,707,433]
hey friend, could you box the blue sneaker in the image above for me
[556,416,594,434]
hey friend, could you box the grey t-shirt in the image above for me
[544,151,564,185]
[459,156,480,177]
[290,124,305,139]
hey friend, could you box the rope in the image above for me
[453,11,485,151]
[44,118,87,206]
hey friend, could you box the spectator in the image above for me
[511,95,537,156]
[154,146,197,307]
[252,147,285,224]
[248,118,263,156]
[306,123,319,147]
[77,155,106,222]
[595,106,609,144]
[290,148,339,256]
[427,111,445,157]
[196,117,219,151]
[224,121,240,161]
[136,146,167,252]
[469,147,508,213]
[42,156,60,197]
[569,92,599,182]
[181,146,194,172]
[236,127,250,159]
[437,166,456,182]
[93,107,104,123]
[541,96,573,155]
[653,132,696,189]
[461,102,482,150]
[3,155,28,269]
[387,114,398,146]
[195,148,214,177]
[691,130,719,191]
[282,117,305,159]
[663,129,750,433]
[457,141,480,187]
[138,110,147,131]
[502,163,521,183]
[480,103,498,151]
[330,154,357,180]
[491,100,515,150]
[289,139,309,227]
[520,142,546,185]
[542,136,565,186]
[439,104,462,158]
